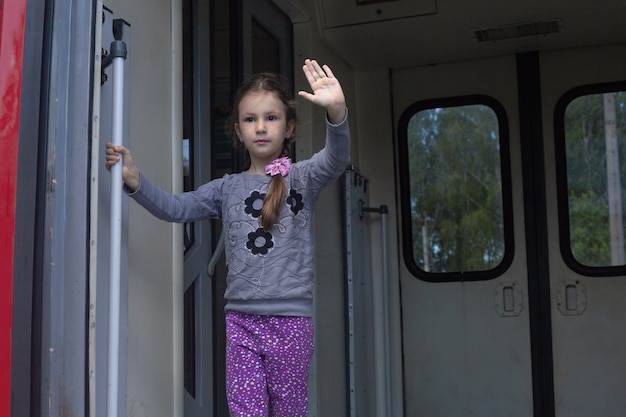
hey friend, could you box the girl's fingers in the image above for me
[302,59,333,84]
[297,90,315,103]
[322,64,335,78]
[310,60,325,78]
[301,62,317,85]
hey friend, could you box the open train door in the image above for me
[181,1,293,415]
[181,1,214,415]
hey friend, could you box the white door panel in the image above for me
[392,55,534,416]
[539,44,626,417]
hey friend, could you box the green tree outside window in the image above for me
[406,104,505,273]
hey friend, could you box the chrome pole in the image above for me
[103,28,127,417]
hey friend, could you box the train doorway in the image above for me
[182,1,293,415]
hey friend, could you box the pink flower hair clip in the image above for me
[265,157,292,177]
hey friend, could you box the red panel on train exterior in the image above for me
[0,0,27,414]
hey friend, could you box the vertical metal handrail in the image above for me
[102,21,127,417]
[380,207,391,417]
[360,202,391,417]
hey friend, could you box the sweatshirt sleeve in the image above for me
[128,173,224,223]
[299,108,351,187]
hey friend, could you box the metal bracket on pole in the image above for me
[101,19,128,84]
[359,201,388,219]
[105,18,127,417]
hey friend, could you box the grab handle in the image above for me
[103,19,127,417]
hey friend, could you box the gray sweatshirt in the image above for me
[129,114,350,317]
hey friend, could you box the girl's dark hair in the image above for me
[226,73,298,231]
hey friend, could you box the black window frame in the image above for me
[554,80,626,277]
[397,94,515,282]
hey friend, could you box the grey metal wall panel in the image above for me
[343,168,376,417]
[38,0,97,416]
[12,0,48,415]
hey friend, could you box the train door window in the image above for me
[555,83,626,274]
[398,95,514,282]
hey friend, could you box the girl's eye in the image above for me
[243,117,254,123]
[267,115,278,121]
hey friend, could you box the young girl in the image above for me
[105,59,350,416]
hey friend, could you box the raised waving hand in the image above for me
[298,59,346,124]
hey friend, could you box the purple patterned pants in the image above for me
[225,310,315,417]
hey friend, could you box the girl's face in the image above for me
[235,90,295,168]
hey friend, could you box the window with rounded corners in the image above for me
[554,82,626,276]
[398,95,514,282]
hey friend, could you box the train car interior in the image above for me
[7,0,626,416]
